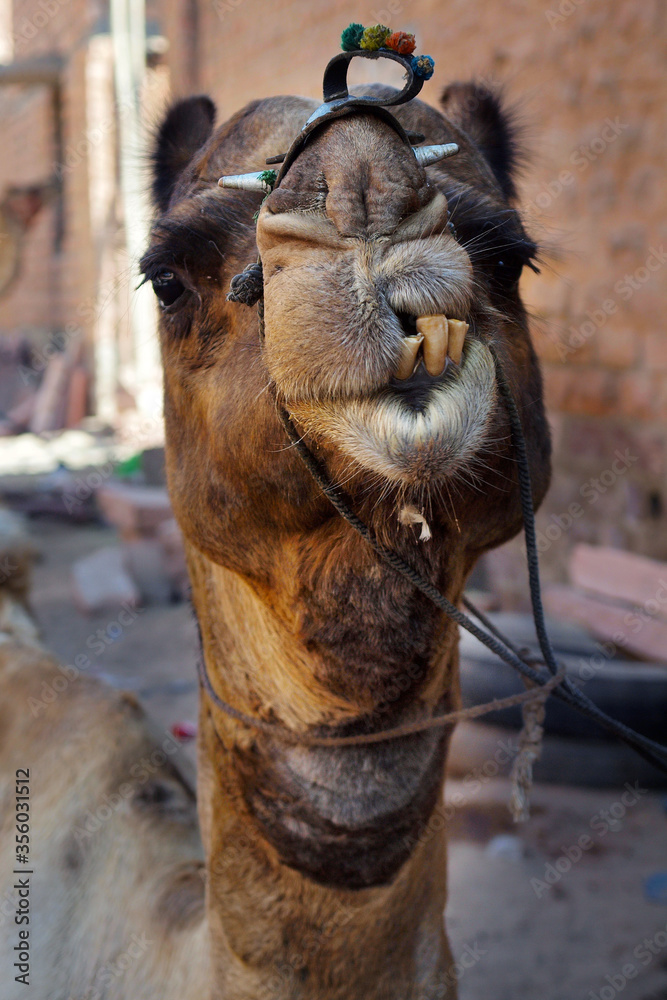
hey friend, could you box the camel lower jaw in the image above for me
[288,338,497,486]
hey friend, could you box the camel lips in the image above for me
[394,316,469,379]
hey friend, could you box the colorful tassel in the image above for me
[341,22,365,51]
[360,24,391,50]
[384,30,416,55]
[257,170,277,190]
[411,54,435,80]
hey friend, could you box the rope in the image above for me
[197,646,566,749]
[274,389,667,777]
[488,351,667,771]
[509,668,548,823]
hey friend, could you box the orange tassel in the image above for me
[385,31,416,55]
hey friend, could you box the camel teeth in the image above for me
[447,319,468,365]
[394,333,424,380]
[416,315,448,377]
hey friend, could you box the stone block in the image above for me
[71,546,139,614]
[570,543,667,615]
[544,583,667,663]
[97,482,173,539]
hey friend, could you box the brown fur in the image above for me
[0,81,551,999]
[0,641,209,999]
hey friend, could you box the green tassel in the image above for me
[257,169,277,190]
[341,23,364,51]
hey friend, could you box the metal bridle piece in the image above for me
[218,47,459,193]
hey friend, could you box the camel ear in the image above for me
[152,96,216,212]
[440,82,521,201]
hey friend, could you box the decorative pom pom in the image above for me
[411,54,435,80]
[384,30,416,55]
[360,24,390,50]
[227,261,264,306]
[257,169,277,191]
[341,22,365,51]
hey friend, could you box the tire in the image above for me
[459,613,667,743]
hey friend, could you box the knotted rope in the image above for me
[508,650,550,822]
[197,652,565,750]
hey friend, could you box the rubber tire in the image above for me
[459,653,667,743]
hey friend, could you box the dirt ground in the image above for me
[24,518,667,1000]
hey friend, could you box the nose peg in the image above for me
[218,170,277,193]
[413,144,459,167]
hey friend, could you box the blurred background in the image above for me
[0,2,666,998]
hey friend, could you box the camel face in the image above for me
[143,92,549,561]
[142,85,551,716]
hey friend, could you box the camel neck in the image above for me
[197,707,455,1000]
[187,544,459,998]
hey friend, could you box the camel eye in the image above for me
[492,255,524,289]
[151,270,185,308]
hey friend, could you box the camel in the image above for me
[0,61,551,999]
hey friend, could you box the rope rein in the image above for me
[196,653,566,749]
[198,336,667,780]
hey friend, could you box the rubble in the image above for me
[543,543,667,665]
[71,546,139,613]
[97,482,173,540]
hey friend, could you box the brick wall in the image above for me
[0,0,162,418]
[0,0,103,351]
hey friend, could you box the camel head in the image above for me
[142,72,551,890]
